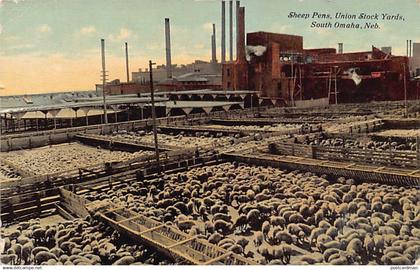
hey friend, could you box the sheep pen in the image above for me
[1,162,419,265]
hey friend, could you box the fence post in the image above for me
[311,145,316,159]
[417,136,420,169]
[388,137,393,167]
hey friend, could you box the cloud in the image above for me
[80,26,96,35]
[108,28,132,42]
[0,24,2,35]
[0,0,25,6]
[37,24,51,33]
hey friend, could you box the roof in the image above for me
[175,73,208,82]
[0,96,169,115]
[152,100,242,109]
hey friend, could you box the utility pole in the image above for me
[149,60,160,174]
[101,39,108,124]
[403,63,408,118]
[125,42,130,82]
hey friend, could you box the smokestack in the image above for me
[221,1,226,63]
[236,1,240,59]
[211,23,217,63]
[410,40,412,58]
[165,18,172,79]
[100,38,108,124]
[338,43,343,54]
[407,40,409,57]
[236,6,246,62]
[229,0,233,61]
[125,42,130,82]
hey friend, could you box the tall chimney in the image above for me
[338,43,343,54]
[236,1,240,59]
[409,40,412,58]
[100,38,108,124]
[211,23,217,63]
[125,42,130,82]
[407,40,409,57]
[229,0,233,61]
[165,18,172,79]
[221,1,226,63]
[236,6,246,62]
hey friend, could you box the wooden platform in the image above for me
[75,134,178,152]
[59,188,255,265]
[223,152,420,186]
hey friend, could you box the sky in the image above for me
[0,0,419,95]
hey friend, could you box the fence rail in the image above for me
[270,142,420,169]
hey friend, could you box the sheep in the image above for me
[45,227,57,244]
[113,255,136,265]
[8,243,22,264]
[21,241,34,264]
[228,244,243,255]
[213,213,232,223]
[0,254,17,265]
[214,220,232,235]
[316,234,333,252]
[373,235,385,254]
[32,228,46,244]
[274,230,294,245]
[270,216,286,228]
[309,228,325,246]
[233,214,248,232]
[320,240,342,252]
[346,238,364,256]
[34,251,58,264]
[254,231,264,247]
[208,232,223,244]
[261,221,271,237]
[326,226,338,239]
[323,248,341,262]
[296,254,323,264]
[204,221,215,235]
[382,254,412,265]
[364,234,375,258]
[176,220,197,232]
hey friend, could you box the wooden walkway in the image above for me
[210,118,324,125]
[75,134,178,152]
[223,152,420,186]
[59,188,255,265]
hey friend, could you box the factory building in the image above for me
[222,4,419,104]
[412,42,420,77]
[131,60,221,84]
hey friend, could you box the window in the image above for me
[227,68,231,76]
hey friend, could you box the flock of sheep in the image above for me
[0,143,152,176]
[0,161,21,182]
[205,124,300,133]
[300,135,417,152]
[0,217,172,265]
[73,162,419,265]
[108,130,234,149]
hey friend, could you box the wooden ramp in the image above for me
[59,188,255,265]
[223,152,420,186]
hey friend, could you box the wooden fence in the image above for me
[270,142,420,169]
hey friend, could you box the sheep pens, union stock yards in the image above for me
[1,161,419,265]
[0,105,419,266]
